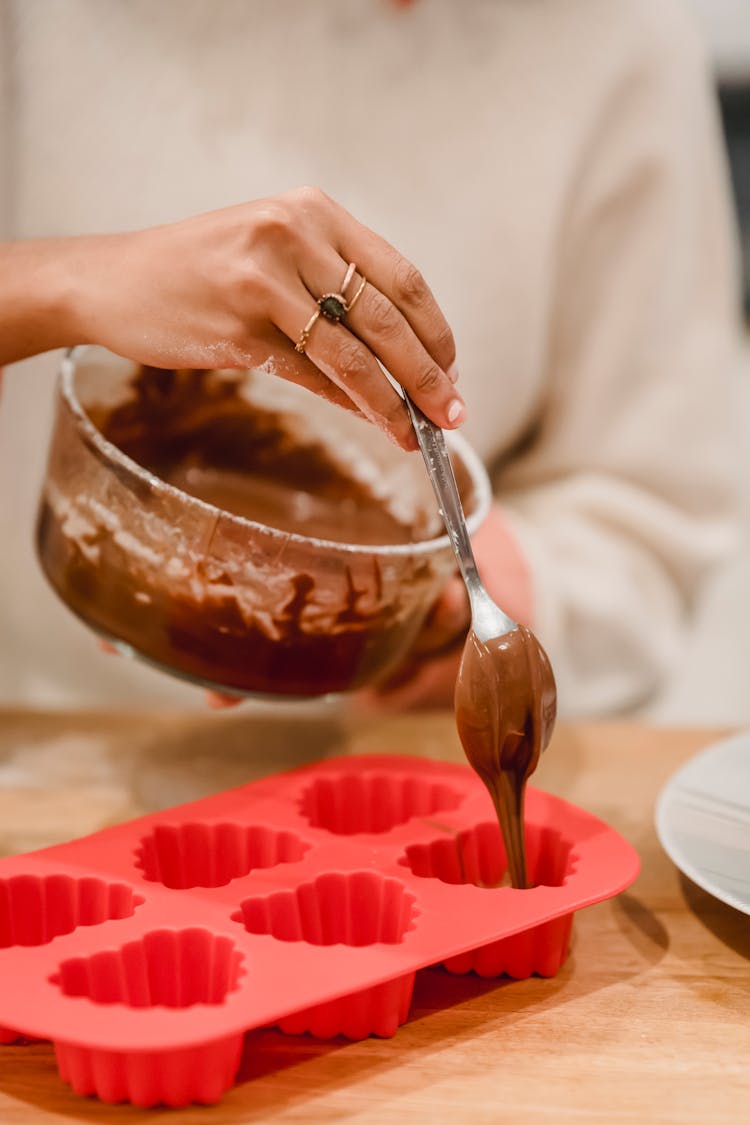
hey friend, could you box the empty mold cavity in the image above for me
[401,822,575,888]
[299,772,462,835]
[51,928,243,1009]
[234,871,417,946]
[135,823,309,889]
[0,875,142,949]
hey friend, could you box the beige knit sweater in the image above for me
[0,0,743,714]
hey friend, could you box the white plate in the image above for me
[655,729,750,915]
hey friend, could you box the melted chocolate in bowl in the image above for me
[92,367,416,547]
[454,626,557,888]
[37,358,487,698]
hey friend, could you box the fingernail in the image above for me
[447,361,460,384]
[446,398,465,425]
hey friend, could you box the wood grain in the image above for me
[0,709,747,1124]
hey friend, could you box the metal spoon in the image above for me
[404,394,515,645]
[404,392,557,887]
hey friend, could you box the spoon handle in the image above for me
[403,392,516,640]
[403,392,481,589]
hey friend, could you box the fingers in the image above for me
[357,646,464,714]
[97,638,241,709]
[269,281,419,450]
[347,277,465,429]
[319,197,456,371]
[330,213,464,426]
[241,328,368,422]
[99,638,242,709]
[206,691,242,709]
[300,256,465,432]
[234,187,465,442]
[409,577,470,657]
[294,228,464,430]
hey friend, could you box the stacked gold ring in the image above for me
[295,263,367,355]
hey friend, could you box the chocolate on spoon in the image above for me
[403,393,557,887]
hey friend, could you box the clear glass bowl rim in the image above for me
[59,345,492,558]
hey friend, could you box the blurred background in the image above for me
[0,0,748,724]
[646,0,750,722]
[687,1,750,309]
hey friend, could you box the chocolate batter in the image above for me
[37,366,445,696]
[454,625,557,888]
[88,366,415,546]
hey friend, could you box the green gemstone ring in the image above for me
[318,293,347,322]
[295,265,366,355]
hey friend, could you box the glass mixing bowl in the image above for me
[36,346,490,699]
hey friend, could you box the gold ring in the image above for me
[296,267,367,353]
[345,275,366,313]
[317,264,366,323]
[295,307,321,355]
[340,262,357,298]
[317,291,349,322]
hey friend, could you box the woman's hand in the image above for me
[358,505,535,711]
[4,188,465,448]
[358,575,470,712]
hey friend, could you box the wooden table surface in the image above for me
[0,707,747,1124]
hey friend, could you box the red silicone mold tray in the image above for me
[0,754,639,1107]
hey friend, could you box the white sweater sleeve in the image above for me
[0,7,10,239]
[495,8,744,717]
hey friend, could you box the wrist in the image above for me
[42,238,88,349]
[0,237,105,364]
[53,233,124,349]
